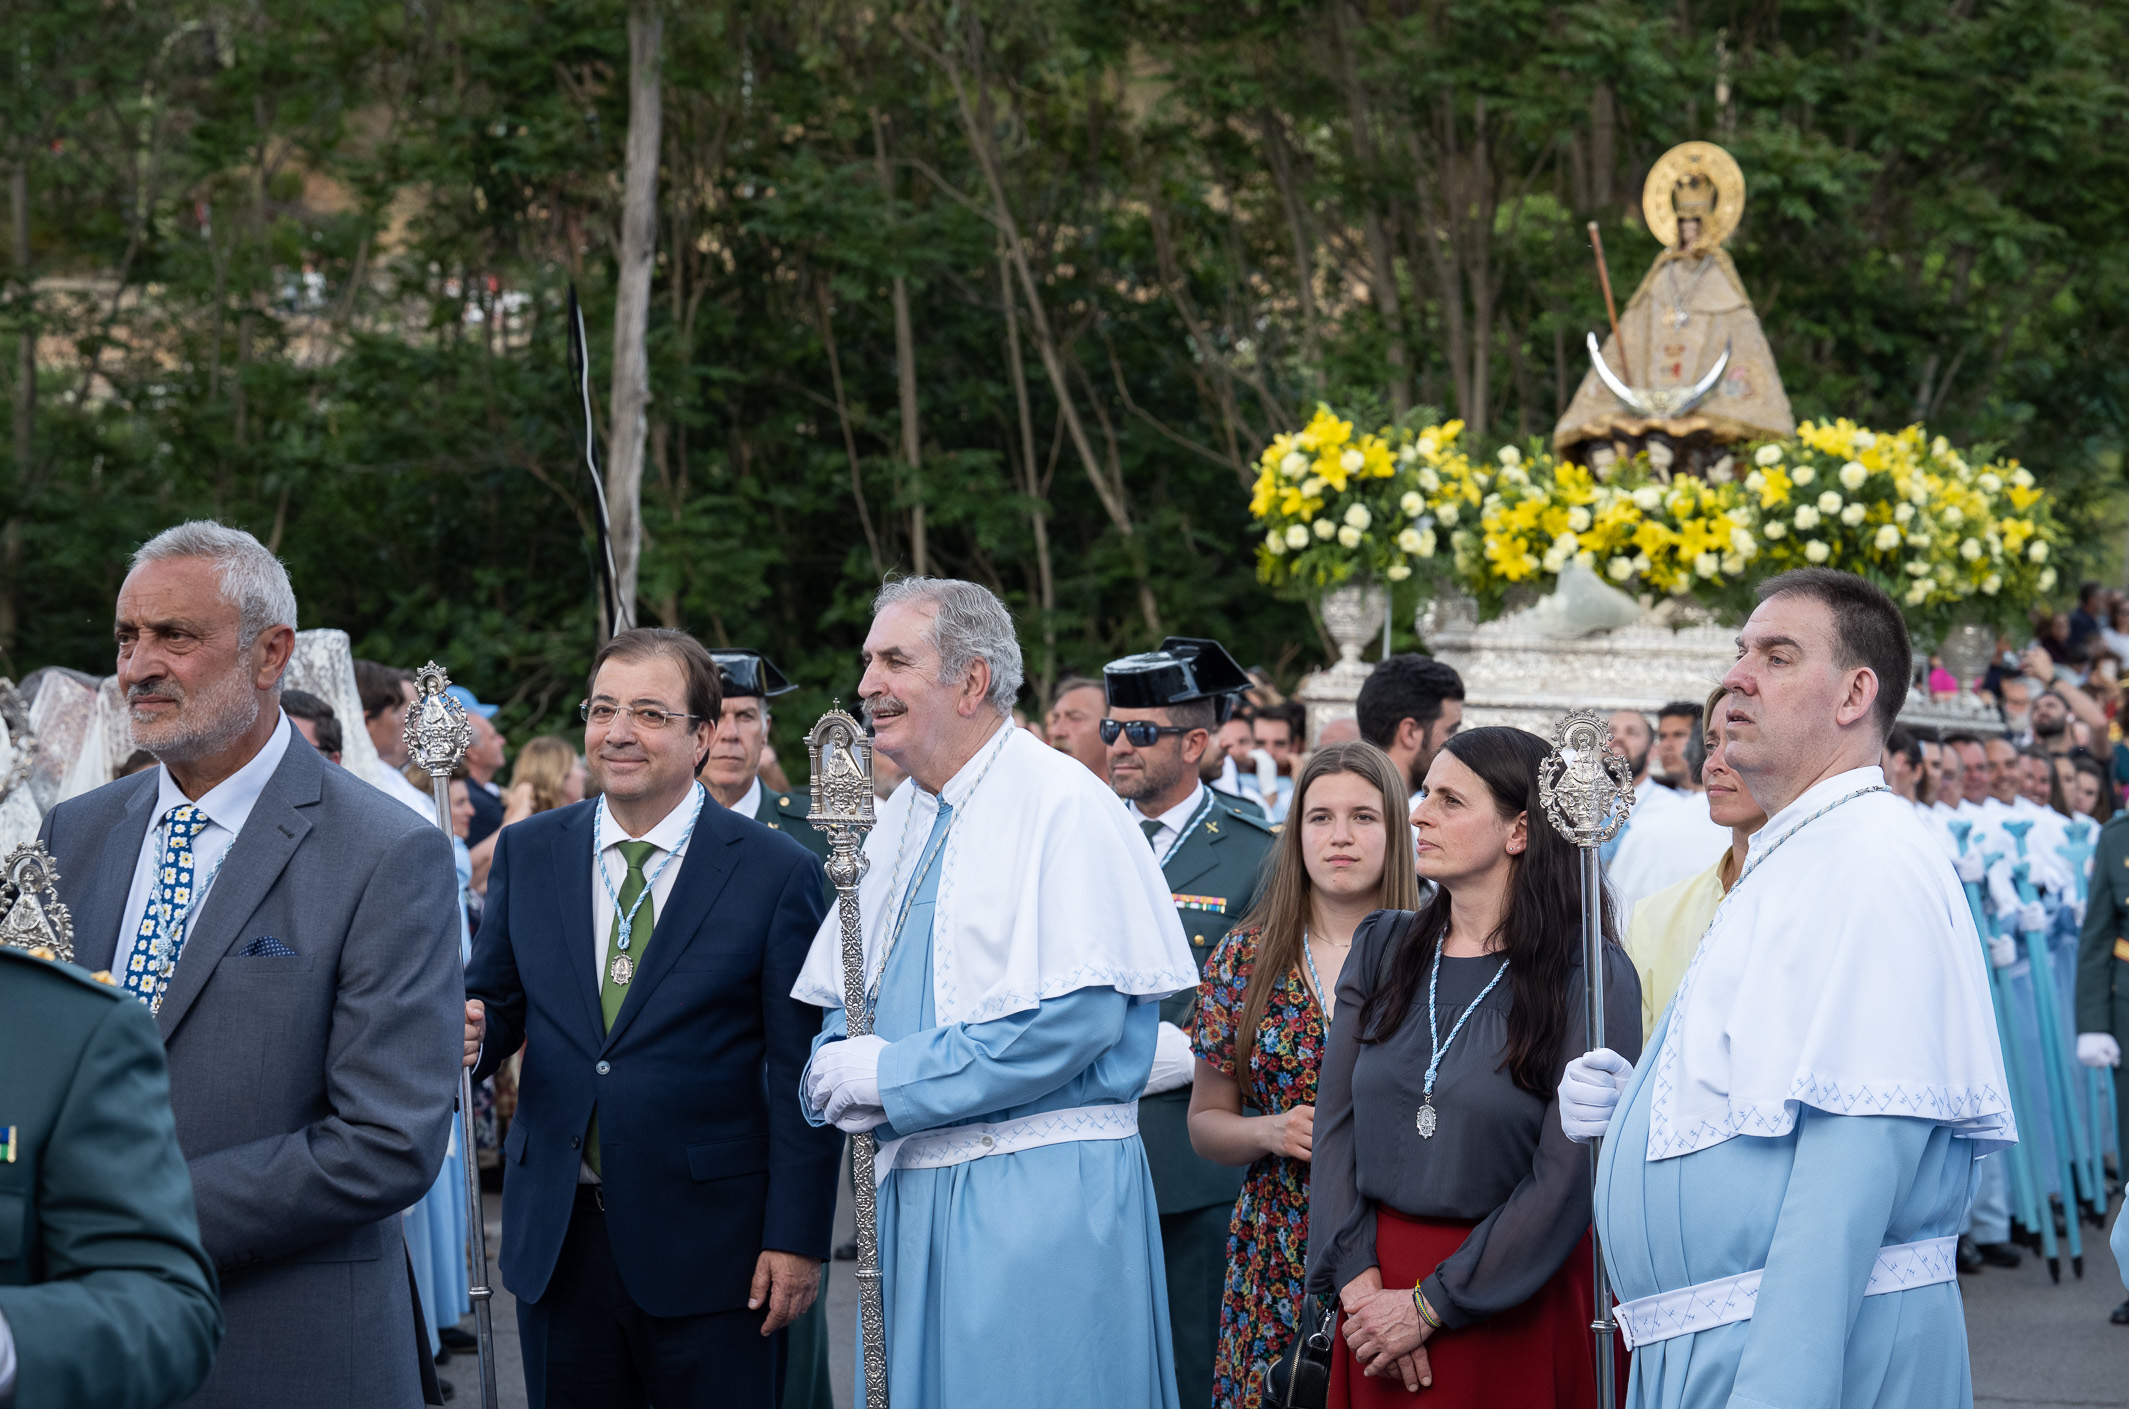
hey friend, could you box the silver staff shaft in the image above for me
[807,707,885,1409]
[1581,843,1617,1409]
[404,662,497,1409]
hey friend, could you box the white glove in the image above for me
[2065,899,2086,928]
[1558,1048,1634,1144]
[1988,935,2018,969]
[1143,1021,1197,1096]
[2018,901,2048,934]
[831,1103,888,1134]
[2077,1033,2122,1069]
[1954,852,1985,884]
[806,1033,888,1125]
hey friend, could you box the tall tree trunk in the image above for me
[1329,3,1410,417]
[607,0,663,627]
[999,242,1055,698]
[5,161,29,659]
[873,112,925,575]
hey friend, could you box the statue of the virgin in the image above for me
[1553,141,1794,474]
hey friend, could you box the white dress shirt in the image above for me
[117,713,294,968]
[588,782,705,990]
[373,758,439,820]
[1130,782,1209,865]
[728,774,763,823]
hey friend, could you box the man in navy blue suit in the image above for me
[464,627,838,1408]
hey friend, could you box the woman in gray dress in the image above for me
[1308,726,1642,1406]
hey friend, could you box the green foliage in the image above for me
[3,0,2125,761]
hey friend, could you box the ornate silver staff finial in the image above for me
[806,702,887,1408]
[1537,708,1636,849]
[405,661,474,784]
[399,659,499,1409]
[0,842,75,965]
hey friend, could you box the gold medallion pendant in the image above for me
[1416,1100,1439,1139]
[609,951,635,987]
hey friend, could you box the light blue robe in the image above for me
[807,804,1180,1409]
[1598,1009,1977,1408]
[403,836,475,1352]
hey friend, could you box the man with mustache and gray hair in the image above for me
[794,577,1199,1406]
[37,520,464,1409]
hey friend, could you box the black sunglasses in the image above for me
[1099,719,1192,747]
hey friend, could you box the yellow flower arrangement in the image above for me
[1250,414,2066,632]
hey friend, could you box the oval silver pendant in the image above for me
[1416,1101,1438,1138]
[609,951,635,987]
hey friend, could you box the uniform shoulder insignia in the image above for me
[1213,795,1277,835]
[779,794,792,808]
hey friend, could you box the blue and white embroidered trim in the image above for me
[1614,1235,1958,1350]
[871,1099,1140,1187]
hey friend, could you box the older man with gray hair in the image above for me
[38,520,464,1409]
[794,576,1198,1407]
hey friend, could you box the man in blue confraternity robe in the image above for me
[795,577,1198,1408]
[1561,568,2014,1408]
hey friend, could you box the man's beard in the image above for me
[2034,714,2067,741]
[1114,748,1185,804]
[129,669,261,762]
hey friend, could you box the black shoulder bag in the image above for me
[1259,1295,1335,1408]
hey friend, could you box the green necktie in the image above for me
[588,839,658,1176]
[1141,818,1163,849]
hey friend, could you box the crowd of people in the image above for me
[1,521,2125,1409]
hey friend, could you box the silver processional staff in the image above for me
[1536,708,1635,1409]
[405,662,500,1409]
[806,704,887,1409]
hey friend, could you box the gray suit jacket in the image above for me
[38,734,463,1409]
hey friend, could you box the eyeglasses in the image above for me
[579,701,703,730]
[1099,719,1192,747]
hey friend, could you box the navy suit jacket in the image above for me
[467,794,837,1317]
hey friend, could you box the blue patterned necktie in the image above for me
[122,804,210,1013]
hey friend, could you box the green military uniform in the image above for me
[1143,789,1275,1409]
[0,948,222,1409]
[2076,813,2129,1194]
[754,785,831,865]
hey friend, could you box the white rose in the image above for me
[1793,465,1816,486]
[1417,435,1439,457]
[1804,540,1831,564]
[1794,506,1821,530]
[1265,530,1287,555]
[1632,486,1663,512]
[1753,443,1784,467]
[1417,528,1437,557]
[1301,476,1327,497]
[1695,552,1719,578]
[1840,503,1867,526]
[1568,506,1592,532]
[1960,537,1982,562]
[1722,552,1746,575]
[1397,444,1418,464]
[1894,502,1914,524]
[1632,553,1652,572]
[1731,527,1756,555]
[1417,468,1441,493]
[1982,573,2002,595]
[1553,532,1580,554]
[2029,540,2049,563]
[1931,435,1950,458]
[2039,566,2057,592]
[1387,563,1413,581]
[1608,557,1634,582]
[1708,455,1735,484]
[1906,561,1930,577]
[1285,524,1311,550]
[1839,461,1868,490]
[1817,490,1842,514]
[1314,518,1337,540]
[1942,506,1963,527]
[1337,525,1363,549]
[1873,525,1901,551]
[1344,503,1372,530]
[1745,470,1766,492]
[1853,431,1875,449]
[1400,492,1425,516]
[2010,467,2034,489]
[1978,472,2001,494]
[1907,533,1931,547]
[1340,448,1364,475]
[1281,451,1310,478]
[1764,520,1788,540]
[1398,528,1425,553]
[1437,503,1460,526]
[1906,580,1931,605]
[1497,445,1522,467]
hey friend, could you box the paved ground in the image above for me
[453,1178,2125,1409]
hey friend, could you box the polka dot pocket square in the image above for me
[238,936,300,958]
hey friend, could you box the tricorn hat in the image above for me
[1102,636,1251,722]
[710,650,795,700]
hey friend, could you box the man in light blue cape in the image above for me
[1561,568,2014,1408]
[794,577,1197,1408]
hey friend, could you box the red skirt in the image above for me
[1327,1205,1628,1407]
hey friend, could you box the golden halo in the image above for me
[1641,141,1745,249]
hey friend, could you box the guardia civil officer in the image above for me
[0,945,222,1409]
[1103,637,1276,1409]
[2076,812,2129,1326]
[705,651,831,866]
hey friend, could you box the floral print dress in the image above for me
[1192,925,1328,1409]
